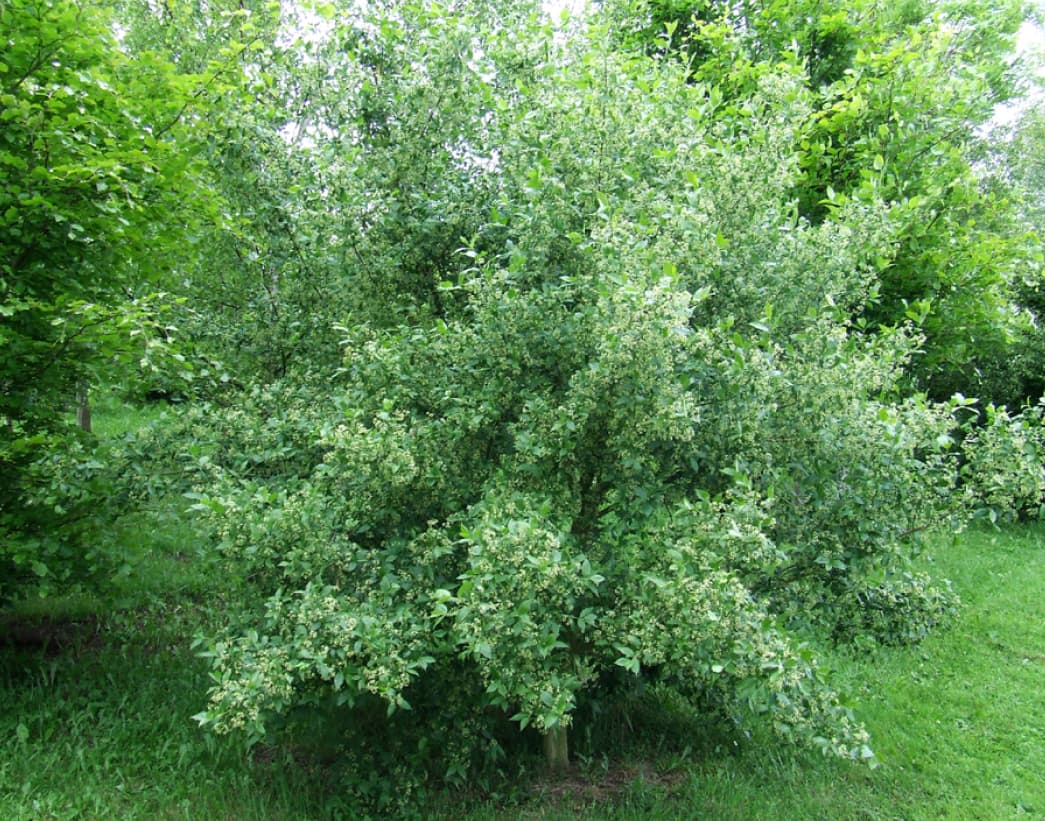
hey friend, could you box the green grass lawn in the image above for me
[1,404,1043,819]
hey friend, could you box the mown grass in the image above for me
[2,401,1043,819]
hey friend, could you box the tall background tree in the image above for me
[0,0,240,600]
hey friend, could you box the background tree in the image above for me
[985,102,1045,404]
[609,0,1041,405]
[113,0,518,383]
[0,0,234,600]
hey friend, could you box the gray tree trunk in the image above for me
[76,387,91,433]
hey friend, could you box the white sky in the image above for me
[542,0,587,20]
[990,17,1045,128]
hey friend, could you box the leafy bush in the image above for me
[169,1,1032,801]
[830,572,960,647]
[961,402,1045,523]
[0,428,121,603]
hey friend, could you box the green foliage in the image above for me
[169,1,1024,782]
[0,0,215,415]
[607,0,1042,405]
[4,0,1039,801]
[0,0,233,601]
[961,401,1045,522]
[829,571,960,648]
[1,432,117,602]
[116,0,512,380]
[984,105,1045,406]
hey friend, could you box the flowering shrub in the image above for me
[176,1,1022,795]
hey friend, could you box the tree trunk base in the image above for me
[543,725,569,769]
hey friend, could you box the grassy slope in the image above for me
[0,403,1042,819]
